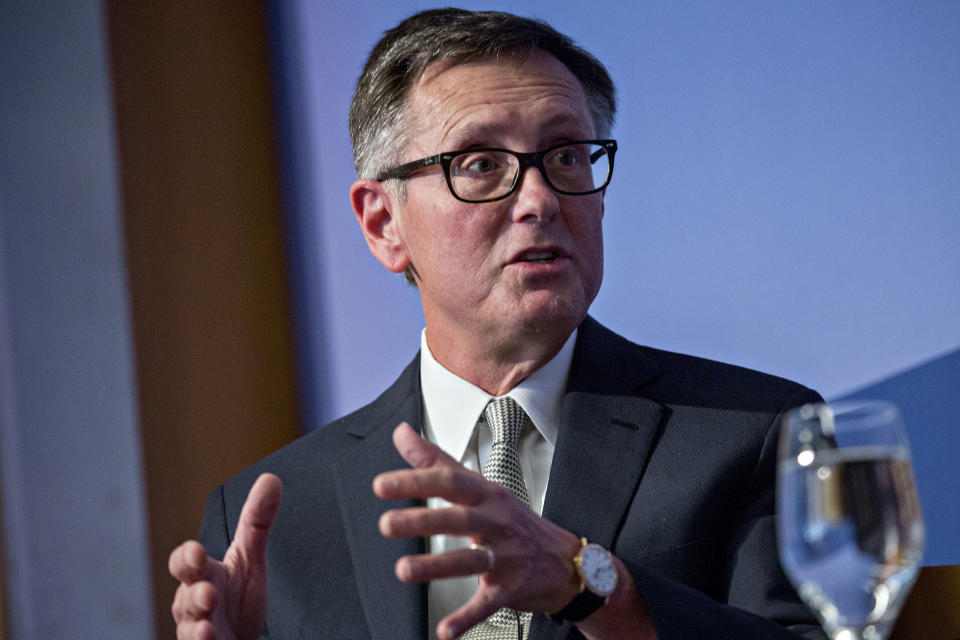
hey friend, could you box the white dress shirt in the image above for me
[419,329,577,639]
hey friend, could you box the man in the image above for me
[170,9,826,640]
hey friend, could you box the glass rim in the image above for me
[787,400,902,429]
[778,398,911,463]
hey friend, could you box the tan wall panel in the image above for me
[106,2,301,637]
[891,565,960,640]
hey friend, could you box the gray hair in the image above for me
[348,8,617,284]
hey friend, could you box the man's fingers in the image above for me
[171,580,219,629]
[175,619,216,640]
[182,581,218,619]
[437,586,504,640]
[230,473,282,567]
[374,465,489,503]
[393,546,493,583]
[379,504,489,538]
[170,474,278,638]
[375,423,491,503]
[392,422,461,469]
[169,540,209,583]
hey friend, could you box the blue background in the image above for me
[268,1,959,565]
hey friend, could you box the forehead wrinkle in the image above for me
[443,111,593,153]
[405,51,593,154]
[424,84,592,151]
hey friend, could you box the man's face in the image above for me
[391,50,605,348]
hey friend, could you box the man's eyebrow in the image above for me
[442,122,502,148]
[538,111,592,133]
[444,113,592,149]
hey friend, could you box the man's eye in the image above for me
[551,149,581,167]
[457,153,498,175]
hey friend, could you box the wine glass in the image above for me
[776,400,925,640]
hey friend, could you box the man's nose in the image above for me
[510,165,560,222]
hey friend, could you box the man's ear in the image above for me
[350,179,411,274]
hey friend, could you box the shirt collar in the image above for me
[419,328,577,463]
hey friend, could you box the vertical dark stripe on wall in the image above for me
[105,2,303,637]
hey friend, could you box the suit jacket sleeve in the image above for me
[627,389,827,640]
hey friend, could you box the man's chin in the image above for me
[516,292,587,335]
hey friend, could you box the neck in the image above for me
[424,320,575,396]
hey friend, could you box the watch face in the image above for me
[581,546,617,595]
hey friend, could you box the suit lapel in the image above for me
[542,317,664,544]
[534,317,666,640]
[542,391,664,548]
[333,358,428,640]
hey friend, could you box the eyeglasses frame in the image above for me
[375,139,617,203]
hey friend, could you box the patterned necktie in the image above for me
[460,396,533,639]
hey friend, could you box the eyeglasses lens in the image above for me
[449,142,611,201]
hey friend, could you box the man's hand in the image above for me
[373,423,584,639]
[169,473,282,640]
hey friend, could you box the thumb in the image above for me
[228,473,282,569]
[392,421,461,469]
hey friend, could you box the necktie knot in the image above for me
[483,396,526,448]
[480,396,530,510]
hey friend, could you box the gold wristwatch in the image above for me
[551,537,618,622]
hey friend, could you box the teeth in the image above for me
[521,251,555,263]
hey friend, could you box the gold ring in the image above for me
[469,543,495,572]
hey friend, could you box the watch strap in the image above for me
[550,588,607,623]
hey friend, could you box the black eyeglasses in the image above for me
[376,139,617,203]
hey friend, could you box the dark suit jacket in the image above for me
[199,317,827,639]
